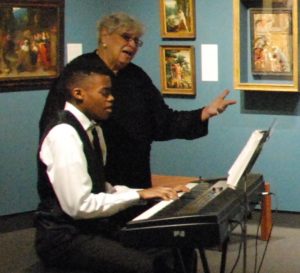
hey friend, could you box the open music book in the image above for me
[226,124,274,189]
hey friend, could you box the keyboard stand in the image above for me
[199,247,210,273]
[175,248,198,273]
[197,238,229,273]
[174,239,229,273]
[219,238,229,273]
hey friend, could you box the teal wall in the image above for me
[1,0,300,215]
[0,0,109,215]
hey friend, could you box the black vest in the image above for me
[36,110,108,233]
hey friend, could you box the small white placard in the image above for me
[67,43,82,62]
[201,44,218,82]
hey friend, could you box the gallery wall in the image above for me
[1,0,300,215]
[0,0,109,215]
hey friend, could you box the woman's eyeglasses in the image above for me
[119,33,143,47]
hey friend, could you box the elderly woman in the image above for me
[40,12,236,189]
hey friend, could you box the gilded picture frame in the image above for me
[160,0,196,39]
[0,0,64,92]
[160,45,195,96]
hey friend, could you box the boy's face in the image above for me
[80,73,114,121]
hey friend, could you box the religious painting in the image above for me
[0,0,64,91]
[160,45,195,96]
[160,0,195,39]
[250,8,292,76]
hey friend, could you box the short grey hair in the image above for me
[97,12,145,37]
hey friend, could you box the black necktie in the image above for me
[91,127,104,167]
[90,126,106,193]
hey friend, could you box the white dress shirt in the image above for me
[40,102,140,220]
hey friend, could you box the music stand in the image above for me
[227,126,272,273]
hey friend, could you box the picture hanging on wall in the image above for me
[0,0,64,92]
[250,8,293,76]
[160,45,195,96]
[160,0,195,39]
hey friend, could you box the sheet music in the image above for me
[226,130,264,189]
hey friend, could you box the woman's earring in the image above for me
[102,43,107,49]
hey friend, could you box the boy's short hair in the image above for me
[58,57,113,101]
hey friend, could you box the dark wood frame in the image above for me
[0,0,64,92]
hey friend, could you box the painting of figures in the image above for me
[160,0,195,38]
[0,0,64,91]
[251,8,292,76]
[160,45,195,96]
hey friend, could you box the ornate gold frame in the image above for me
[160,0,196,39]
[160,45,195,96]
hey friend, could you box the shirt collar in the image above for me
[64,102,95,131]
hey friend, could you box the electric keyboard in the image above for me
[121,173,264,248]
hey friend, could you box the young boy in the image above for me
[35,58,190,273]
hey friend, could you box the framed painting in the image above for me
[160,45,195,96]
[250,8,293,76]
[160,0,195,39]
[0,0,64,92]
[233,0,298,92]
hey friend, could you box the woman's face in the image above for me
[100,28,142,71]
